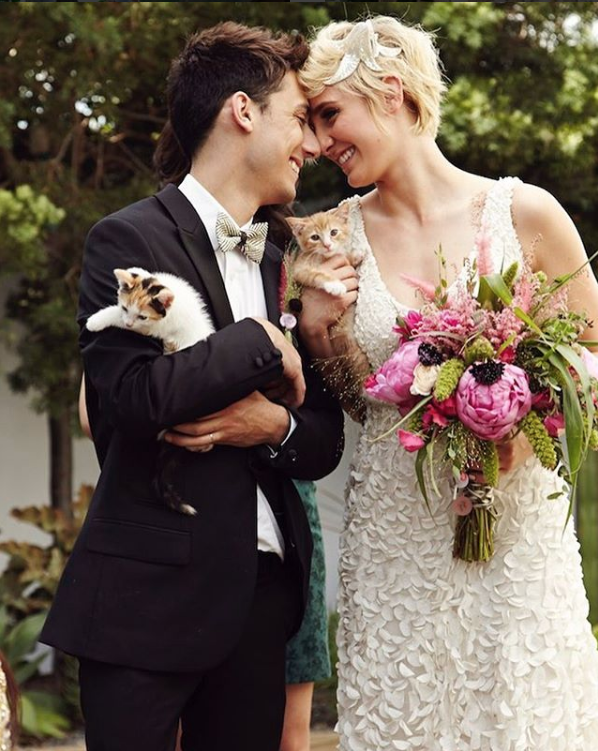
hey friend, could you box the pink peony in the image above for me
[544,413,565,437]
[397,429,426,452]
[365,340,422,406]
[456,363,532,441]
[452,495,473,516]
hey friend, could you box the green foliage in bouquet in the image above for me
[366,239,598,562]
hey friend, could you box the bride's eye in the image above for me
[322,108,339,122]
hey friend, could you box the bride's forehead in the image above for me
[308,88,354,113]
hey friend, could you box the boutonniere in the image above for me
[278,246,303,345]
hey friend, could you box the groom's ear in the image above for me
[228,91,255,134]
[382,76,404,113]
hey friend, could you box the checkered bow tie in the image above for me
[215,212,268,264]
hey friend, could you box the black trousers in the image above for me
[78,553,301,751]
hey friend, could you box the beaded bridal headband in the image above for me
[323,19,402,86]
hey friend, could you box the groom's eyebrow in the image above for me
[294,103,309,116]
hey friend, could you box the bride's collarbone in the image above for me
[369,240,475,295]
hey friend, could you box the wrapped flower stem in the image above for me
[452,481,497,562]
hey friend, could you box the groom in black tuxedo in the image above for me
[40,22,344,751]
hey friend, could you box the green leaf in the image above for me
[513,306,544,335]
[478,273,513,307]
[415,447,432,514]
[3,611,46,665]
[369,395,432,443]
[556,343,594,424]
[547,352,584,477]
[0,605,8,643]
[426,439,441,499]
[548,249,598,297]
[14,652,46,685]
[20,691,70,739]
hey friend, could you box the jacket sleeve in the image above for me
[255,340,346,482]
[80,215,285,438]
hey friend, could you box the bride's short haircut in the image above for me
[300,16,447,138]
[154,22,309,186]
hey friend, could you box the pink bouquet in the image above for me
[365,236,598,561]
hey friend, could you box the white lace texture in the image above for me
[335,179,598,751]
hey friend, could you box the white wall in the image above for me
[0,280,100,564]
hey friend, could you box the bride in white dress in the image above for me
[298,16,598,751]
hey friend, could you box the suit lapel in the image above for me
[155,184,234,329]
[261,241,283,327]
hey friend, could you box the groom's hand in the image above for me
[163,391,291,451]
[251,317,306,408]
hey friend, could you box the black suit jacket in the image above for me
[40,185,344,672]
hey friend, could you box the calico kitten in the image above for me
[86,267,215,515]
[286,204,369,424]
[86,267,214,352]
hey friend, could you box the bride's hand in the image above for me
[496,430,534,472]
[298,256,358,358]
[469,431,534,482]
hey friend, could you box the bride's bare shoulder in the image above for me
[511,181,586,270]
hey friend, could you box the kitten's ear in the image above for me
[156,288,175,310]
[114,268,135,291]
[286,217,307,237]
[334,202,351,221]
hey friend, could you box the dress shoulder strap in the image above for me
[480,176,524,270]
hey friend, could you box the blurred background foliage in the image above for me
[0,2,596,615]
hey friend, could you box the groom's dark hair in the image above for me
[154,22,309,187]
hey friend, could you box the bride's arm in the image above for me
[494,184,598,474]
[513,183,598,349]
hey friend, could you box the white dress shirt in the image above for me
[178,173,287,559]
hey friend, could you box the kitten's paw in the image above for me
[350,249,367,265]
[180,504,198,516]
[85,315,101,331]
[323,281,347,297]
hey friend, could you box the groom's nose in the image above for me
[302,126,321,160]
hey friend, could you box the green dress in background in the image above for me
[285,480,331,684]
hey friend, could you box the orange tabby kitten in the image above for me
[286,203,364,295]
[286,204,369,423]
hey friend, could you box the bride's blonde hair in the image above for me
[299,15,447,138]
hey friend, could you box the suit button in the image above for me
[255,356,264,368]
[263,351,272,364]
[288,449,298,462]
